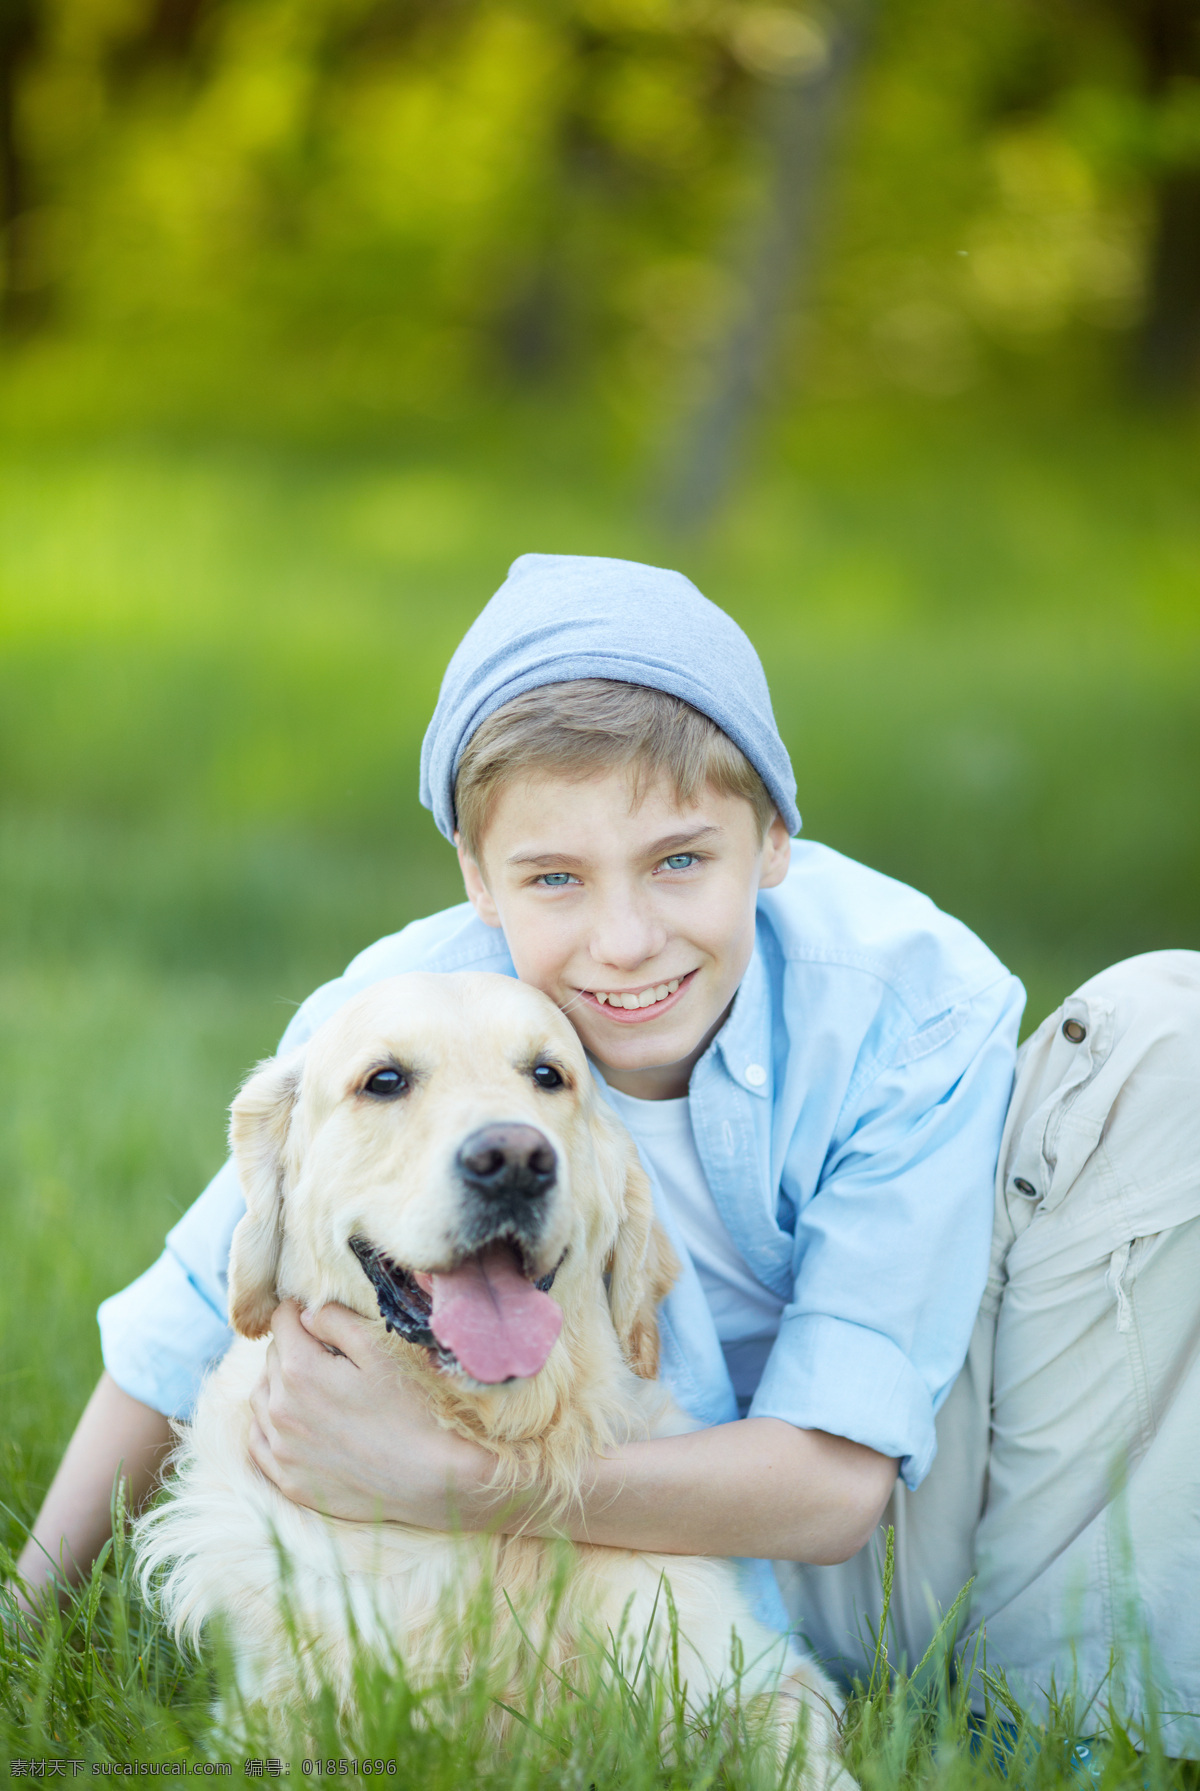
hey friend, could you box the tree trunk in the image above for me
[1137,168,1200,394]
[0,0,37,331]
[1120,0,1200,396]
[658,1,871,531]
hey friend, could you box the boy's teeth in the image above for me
[592,976,684,1008]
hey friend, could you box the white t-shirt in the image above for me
[602,1083,786,1409]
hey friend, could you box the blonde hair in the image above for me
[453,679,776,860]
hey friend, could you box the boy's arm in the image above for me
[249,1303,897,1562]
[15,1374,173,1605]
[564,1419,895,1561]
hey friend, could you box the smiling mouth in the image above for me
[348,1235,564,1385]
[578,969,696,1022]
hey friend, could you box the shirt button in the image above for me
[1062,1018,1087,1044]
[745,1063,767,1086]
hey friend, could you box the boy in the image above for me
[19,555,1200,1741]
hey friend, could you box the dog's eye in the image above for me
[532,1063,564,1090]
[364,1067,407,1098]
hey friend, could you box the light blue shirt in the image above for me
[99,841,1023,1500]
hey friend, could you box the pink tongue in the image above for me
[428,1244,562,1384]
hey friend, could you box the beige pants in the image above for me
[777,952,1200,1749]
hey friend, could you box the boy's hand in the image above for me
[248,1302,896,1560]
[247,1301,487,1524]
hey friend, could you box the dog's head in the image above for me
[227,972,677,1395]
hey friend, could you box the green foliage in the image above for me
[5,0,759,420]
[813,0,1151,399]
[1,0,1196,424]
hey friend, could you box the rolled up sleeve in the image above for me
[749,972,1024,1488]
[753,1314,935,1479]
[97,1156,245,1419]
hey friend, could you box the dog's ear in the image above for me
[227,1048,304,1340]
[604,1125,680,1380]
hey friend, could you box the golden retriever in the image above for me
[135,971,850,1784]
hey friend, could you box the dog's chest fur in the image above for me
[138,1334,785,1712]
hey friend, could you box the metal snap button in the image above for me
[745,1063,767,1087]
[1014,1177,1037,1197]
[1062,1019,1087,1044]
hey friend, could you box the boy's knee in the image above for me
[1073,948,1200,1044]
[1001,947,1200,1234]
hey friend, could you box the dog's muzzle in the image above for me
[456,1123,556,1204]
[347,1124,565,1385]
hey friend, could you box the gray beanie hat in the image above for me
[418,553,800,841]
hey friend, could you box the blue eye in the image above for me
[662,854,697,870]
[539,872,575,886]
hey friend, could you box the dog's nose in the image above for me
[456,1124,557,1201]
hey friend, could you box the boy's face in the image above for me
[457,768,790,1099]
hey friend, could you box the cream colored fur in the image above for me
[134,972,851,1784]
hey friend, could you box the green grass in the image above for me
[4,1511,1199,1787]
[2,397,1199,1776]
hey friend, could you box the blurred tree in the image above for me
[139,0,212,61]
[660,1,871,527]
[1114,0,1200,393]
[0,0,38,328]
[0,0,1195,420]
